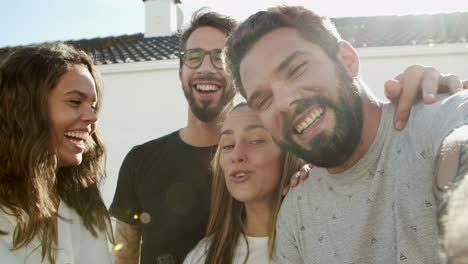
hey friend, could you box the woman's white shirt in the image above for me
[0,201,112,264]
[184,235,275,264]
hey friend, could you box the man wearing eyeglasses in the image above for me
[110,10,237,264]
[109,8,465,264]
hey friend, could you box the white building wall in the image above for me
[98,43,468,206]
[357,43,468,99]
[97,60,185,206]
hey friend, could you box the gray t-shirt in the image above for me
[276,91,468,264]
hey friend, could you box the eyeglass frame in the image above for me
[179,48,224,70]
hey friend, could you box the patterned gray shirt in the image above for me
[276,91,468,264]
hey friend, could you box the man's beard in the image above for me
[183,73,232,122]
[277,63,364,168]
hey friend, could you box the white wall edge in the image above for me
[96,59,179,74]
[357,43,468,59]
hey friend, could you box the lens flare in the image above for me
[113,243,124,252]
[140,212,151,224]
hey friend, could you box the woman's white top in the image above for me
[184,235,276,264]
[0,201,112,264]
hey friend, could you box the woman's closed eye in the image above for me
[249,138,267,145]
[69,99,81,106]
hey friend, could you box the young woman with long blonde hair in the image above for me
[184,103,304,264]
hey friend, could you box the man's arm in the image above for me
[433,125,468,263]
[113,220,142,264]
[110,146,144,263]
[433,125,468,205]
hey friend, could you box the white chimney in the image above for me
[143,0,183,37]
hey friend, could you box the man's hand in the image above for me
[282,164,313,196]
[384,65,467,130]
[113,220,142,264]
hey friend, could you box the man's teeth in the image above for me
[295,107,324,134]
[64,131,88,140]
[196,84,219,92]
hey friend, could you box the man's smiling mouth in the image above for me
[294,106,324,134]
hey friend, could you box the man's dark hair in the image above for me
[178,8,237,67]
[225,6,342,98]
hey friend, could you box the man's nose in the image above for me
[271,81,300,113]
[197,54,216,73]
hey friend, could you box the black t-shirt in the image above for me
[110,131,216,264]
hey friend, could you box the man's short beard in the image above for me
[183,86,225,122]
[182,73,232,123]
[277,63,364,168]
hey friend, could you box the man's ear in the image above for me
[178,67,182,81]
[336,40,360,77]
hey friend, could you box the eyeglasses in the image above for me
[180,48,224,70]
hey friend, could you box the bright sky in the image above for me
[1,0,468,47]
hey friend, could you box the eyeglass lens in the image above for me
[183,49,223,69]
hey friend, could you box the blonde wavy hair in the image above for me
[202,103,305,263]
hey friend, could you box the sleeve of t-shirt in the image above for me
[408,91,468,158]
[275,192,304,264]
[431,91,468,153]
[109,146,142,225]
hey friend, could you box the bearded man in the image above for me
[225,6,468,264]
[110,11,237,264]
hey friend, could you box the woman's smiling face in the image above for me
[48,64,98,168]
